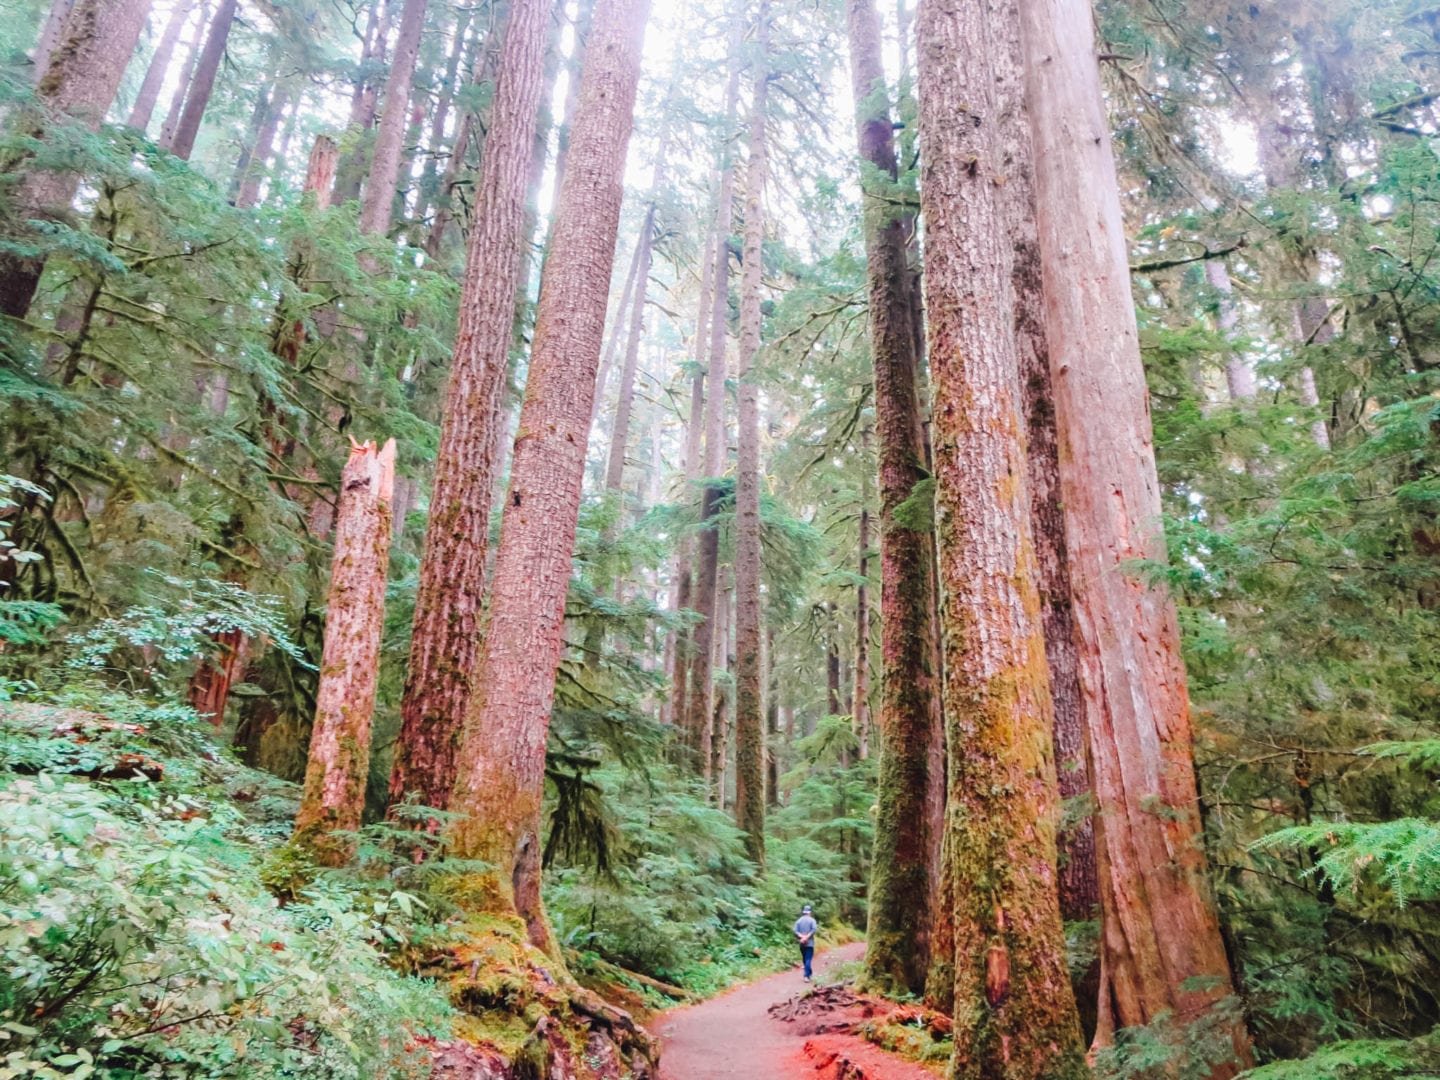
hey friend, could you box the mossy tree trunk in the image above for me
[387,0,553,826]
[1018,0,1254,1068]
[0,0,153,319]
[847,0,945,1001]
[917,0,1087,1072]
[294,439,396,867]
[733,6,769,864]
[447,0,649,958]
[989,0,1101,1032]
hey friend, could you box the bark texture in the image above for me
[31,0,76,76]
[360,0,429,237]
[446,0,649,957]
[988,0,1100,977]
[127,0,192,132]
[0,0,152,319]
[294,439,397,867]
[848,0,945,1000]
[918,1,1087,1072]
[733,11,769,863]
[387,0,553,823]
[1018,0,1253,1067]
[168,0,236,160]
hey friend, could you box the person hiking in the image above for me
[793,904,818,981]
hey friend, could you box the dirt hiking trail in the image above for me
[649,943,940,1079]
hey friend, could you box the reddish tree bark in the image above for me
[847,0,945,1001]
[917,0,1086,1070]
[0,0,153,319]
[360,0,428,236]
[293,439,397,867]
[733,6,769,865]
[988,0,1100,1020]
[387,0,554,822]
[1018,0,1253,1067]
[446,0,649,957]
[127,0,192,133]
[167,0,236,160]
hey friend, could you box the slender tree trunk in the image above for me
[333,1,394,204]
[158,0,208,148]
[414,6,475,229]
[847,0,945,1000]
[360,0,428,237]
[765,625,780,806]
[447,0,649,957]
[167,0,236,160]
[293,439,397,867]
[234,82,292,209]
[387,0,554,823]
[1205,259,1256,402]
[593,231,644,424]
[733,7,769,865]
[685,9,744,776]
[669,222,717,739]
[0,0,153,319]
[989,0,1100,1038]
[603,206,655,492]
[127,0,191,132]
[918,0,1086,1070]
[854,426,871,760]
[1018,0,1253,1066]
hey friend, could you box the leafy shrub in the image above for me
[0,774,451,1079]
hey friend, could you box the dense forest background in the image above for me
[2,0,1440,1077]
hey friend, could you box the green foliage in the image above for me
[0,708,452,1079]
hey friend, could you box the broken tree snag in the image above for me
[294,438,396,866]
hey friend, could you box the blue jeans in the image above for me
[800,945,814,978]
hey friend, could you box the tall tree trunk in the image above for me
[603,206,655,492]
[990,0,1100,1038]
[387,0,554,823]
[31,0,76,77]
[1205,259,1256,402]
[1018,0,1253,1067]
[360,0,428,237]
[158,0,208,149]
[847,0,945,1000]
[167,0,236,160]
[447,0,648,957]
[234,82,292,209]
[733,7,769,866]
[293,439,397,867]
[685,10,744,776]
[918,0,1086,1071]
[333,0,394,204]
[854,425,871,760]
[668,222,717,738]
[593,231,644,424]
[765,625,780,806]
[0,0,153,319]
[414,6,476,230]
[127,0,191,132]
